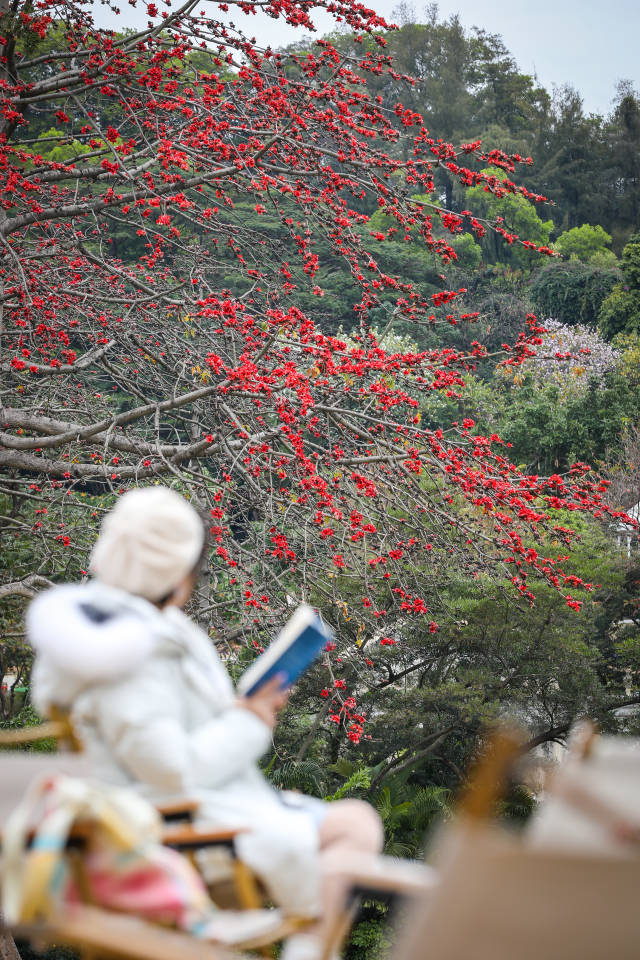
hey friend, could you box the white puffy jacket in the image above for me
[27,583,321,915]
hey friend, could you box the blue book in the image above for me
[237,604,333,696]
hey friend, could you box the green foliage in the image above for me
[525,85,607,234]
[599,287,640,340]
[449,232,483,270]
[374,781,452,856]
[604,84,640,242]
[614,332,640,386]
[267,759,327,794]
[472,369,640,474]
[497,784,536,823]
[621,231,640,288]
[609,592,640,717]
[529,260,620,327]
[554,224,616,264]
[464,169,554,269]
[23,127,93,163]
[271,510,632,879]
[344,902,392,960]
[599,232,640,339]
[592,564,640,734]
[324,766,372,801]
[0,703,56,751]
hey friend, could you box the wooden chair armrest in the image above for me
[155,799,200,823]
[4,821,246,854]
[162,825,248,852]
[0,708,81,752]
[0,721,72,748]
[324,853,439,899]
[9,904,240,960]
[10,820,95,851]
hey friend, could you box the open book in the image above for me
[237,604,333,696]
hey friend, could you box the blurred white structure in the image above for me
[615,500,640,558]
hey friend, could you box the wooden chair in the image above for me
[1,715,438,960]
[0,774,271,960]
[392,728,640,960]
[319,854,438,960]
[0,717,306,960]
[9,905,242,960]
[0,714,265,912]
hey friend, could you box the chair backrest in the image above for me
[0,711,87,828]
[393,820,640,960]
[0,753,91,827]
[394,727,640,960]
[528,728,640,855]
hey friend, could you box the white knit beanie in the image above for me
[90,487,205,602]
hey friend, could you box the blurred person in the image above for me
[27,487,382,960]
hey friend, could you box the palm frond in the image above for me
[268,759,327,793]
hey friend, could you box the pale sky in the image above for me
[97,0,638,116]
[421,0,639,116]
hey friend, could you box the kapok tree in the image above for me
[0,0,636,742]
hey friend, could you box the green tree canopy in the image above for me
[555,224,616,264]
[464,168,554,269]
[529,260,621,327]
[599,231,640,339]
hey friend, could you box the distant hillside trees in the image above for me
[599,232,640,339]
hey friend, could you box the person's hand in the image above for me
[237,674,289,729]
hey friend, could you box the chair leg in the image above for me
[68,849,96,907]
[232,858,263,910]
[457,727,523,822]
[320,895,360,960]
[231,860,273,958]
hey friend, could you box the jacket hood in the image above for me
[27,582,174,710]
